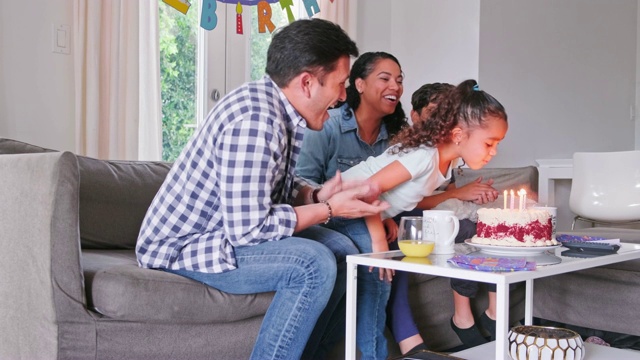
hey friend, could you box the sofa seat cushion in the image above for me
[83,250,274,324]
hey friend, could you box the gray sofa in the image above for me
[0,137,541,359]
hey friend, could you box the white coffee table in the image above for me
[345,242,640,360]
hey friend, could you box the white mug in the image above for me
[422,210,459,254]
[531,206,557,239]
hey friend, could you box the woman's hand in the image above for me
[383,218,398,243]
[371,239,395,282]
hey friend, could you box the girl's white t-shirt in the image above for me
[342,144,452,219]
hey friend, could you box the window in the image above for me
[159,1,310,162]
[159,1,199,161]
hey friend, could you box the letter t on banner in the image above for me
[280,0,296,23]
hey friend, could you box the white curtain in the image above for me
[74,0,162,160]
[314,0,358,40]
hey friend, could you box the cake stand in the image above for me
[464,239,562,266]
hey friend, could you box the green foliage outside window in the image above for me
[159,3,198,162]
[250,6,287,81]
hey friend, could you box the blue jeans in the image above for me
[166,236,336,360]
[297,226,359,360]
[326,217,391,360]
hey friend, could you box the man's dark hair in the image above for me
[266,18,359,87]
[411,82,454,112]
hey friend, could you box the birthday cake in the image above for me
[471,208,556,246]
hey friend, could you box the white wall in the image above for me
[0,0,75,152]
[356,0,480,121]
[480,0,637,167]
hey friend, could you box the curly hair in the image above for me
[341,52,408,137]
[391,79,507,152]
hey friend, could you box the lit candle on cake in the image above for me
[503,190,507,209]
[517,189,525,211]
[510,189,515,210]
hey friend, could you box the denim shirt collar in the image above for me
[336,104,389,141]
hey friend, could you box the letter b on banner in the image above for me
[201,0,218,30]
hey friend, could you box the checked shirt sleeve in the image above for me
[215,115,297,247]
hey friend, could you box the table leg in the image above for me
[524,279,534,325]
[345,262,358,360]
[496,280,509,360]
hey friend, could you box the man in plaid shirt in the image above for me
[136,19,389,360]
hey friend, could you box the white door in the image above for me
[199,3,249,122]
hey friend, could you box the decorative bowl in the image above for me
[398,240,435,257]
[508,325,585,360]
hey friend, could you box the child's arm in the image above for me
[367,160,412,193]
[364,215,395,282]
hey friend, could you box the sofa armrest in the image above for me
[0,152,87,359]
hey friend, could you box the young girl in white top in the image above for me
[329,79,508,359]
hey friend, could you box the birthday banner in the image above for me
[162,0,323,34]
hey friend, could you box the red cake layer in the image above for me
[476,219,552,242]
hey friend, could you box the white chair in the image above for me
[569,150,640,229]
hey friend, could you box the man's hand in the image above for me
[317,170,379,203]
[453,177,498,205]
[328,182,389,218]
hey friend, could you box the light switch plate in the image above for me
[52,23,70,55]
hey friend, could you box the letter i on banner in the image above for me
[236,2,243,34]
[163,0,191,15]
[201,0,218,31]
[279,0,296,24]
[257,1,276,33]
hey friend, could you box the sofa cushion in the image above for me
[77,156,171,249]
[83,250,274,323]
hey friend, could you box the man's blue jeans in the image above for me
[326,217,392,360]
[166,236,337,360]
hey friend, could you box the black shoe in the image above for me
[480,312,496,341]
[450,317,488,349]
